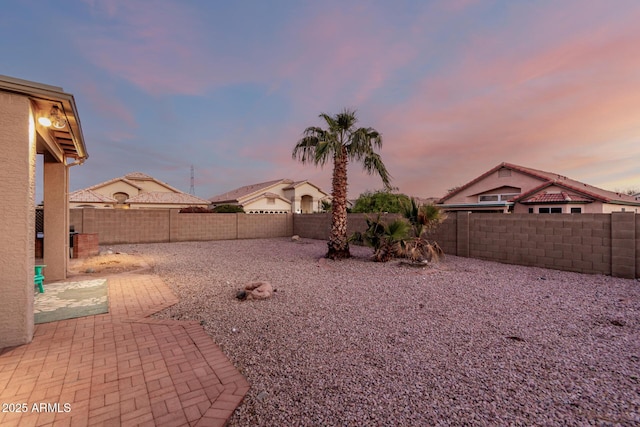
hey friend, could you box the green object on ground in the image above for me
[34,265,46,293]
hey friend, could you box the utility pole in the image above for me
[189,165,195,195]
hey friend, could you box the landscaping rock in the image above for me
[243,281,274,300]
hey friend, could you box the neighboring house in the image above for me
[438,162,640,214]
[209,178,330,214]
[70,172,210,209]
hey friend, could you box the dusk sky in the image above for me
[3,0,639,201]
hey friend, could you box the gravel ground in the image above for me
[114,238,640,426]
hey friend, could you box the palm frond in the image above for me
[362,152,391,189]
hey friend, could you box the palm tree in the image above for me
[292,109,391,259]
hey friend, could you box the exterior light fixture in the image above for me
[49,105,67,129]
[38,106,66,128]
[38,116,52,127]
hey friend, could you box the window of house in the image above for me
[113,192,129,204]
[267,198,275,205]
[498,169,511,177]
[570,207,582,214]
[539,207,562,213]
[528,208,534,213]
[478,193,519,203]
[479,195,499,202]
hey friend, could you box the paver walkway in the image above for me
[0,273,249,426]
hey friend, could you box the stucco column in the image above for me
[0,93,36,348]
[43,152,69,281]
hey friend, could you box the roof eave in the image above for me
[0,75,88,161]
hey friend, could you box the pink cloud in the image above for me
[377,4,640,197]
[274,2,419,114]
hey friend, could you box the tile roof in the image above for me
[84,172,182,193]
[243,192,292,206]
[520,191,593,204]
[440,162,640,206]
[282,180,330,196]
[69,189,117,203]
[126,192,210,205]
[209,179,290,203]
[124,172,154,180]
[86,176,143,192]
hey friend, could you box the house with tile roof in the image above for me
[209,179,330,214]
[437,162,640,214]
[70,172,211,209]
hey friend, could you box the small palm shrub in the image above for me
[351,200,446,263]
[400,198,445,262]
[350,214,411,262]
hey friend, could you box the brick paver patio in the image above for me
[0,273,249,426]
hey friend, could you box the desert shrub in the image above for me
[179,206,212,213]
[212,204,245,213]
[351,190,411,213]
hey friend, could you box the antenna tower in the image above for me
[189,165,195,195]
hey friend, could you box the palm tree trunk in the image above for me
[327,147,350,259]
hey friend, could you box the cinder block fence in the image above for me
[70,209,293,245]
[293,212,638,279]
[69,209,638,279]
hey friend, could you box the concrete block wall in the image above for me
[67,209,638,278]
[237,213,292,239]
[466,213,612,275]
[77,209,171,244]
[611,212,636,278]
[70,209,293,245]
[293,211,637,278]
[293,213,332,239]
[637,214,640,279]
[171,210,237,241]
[293,213,404,240]
[424,214,457,255]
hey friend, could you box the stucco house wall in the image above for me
[96,181,141,198]
[243,196,291,213]
[444,169,540,205]
[285,182,330,213]
[1,76,88,349]
[512,202,607,214]
[0,93,36,348]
